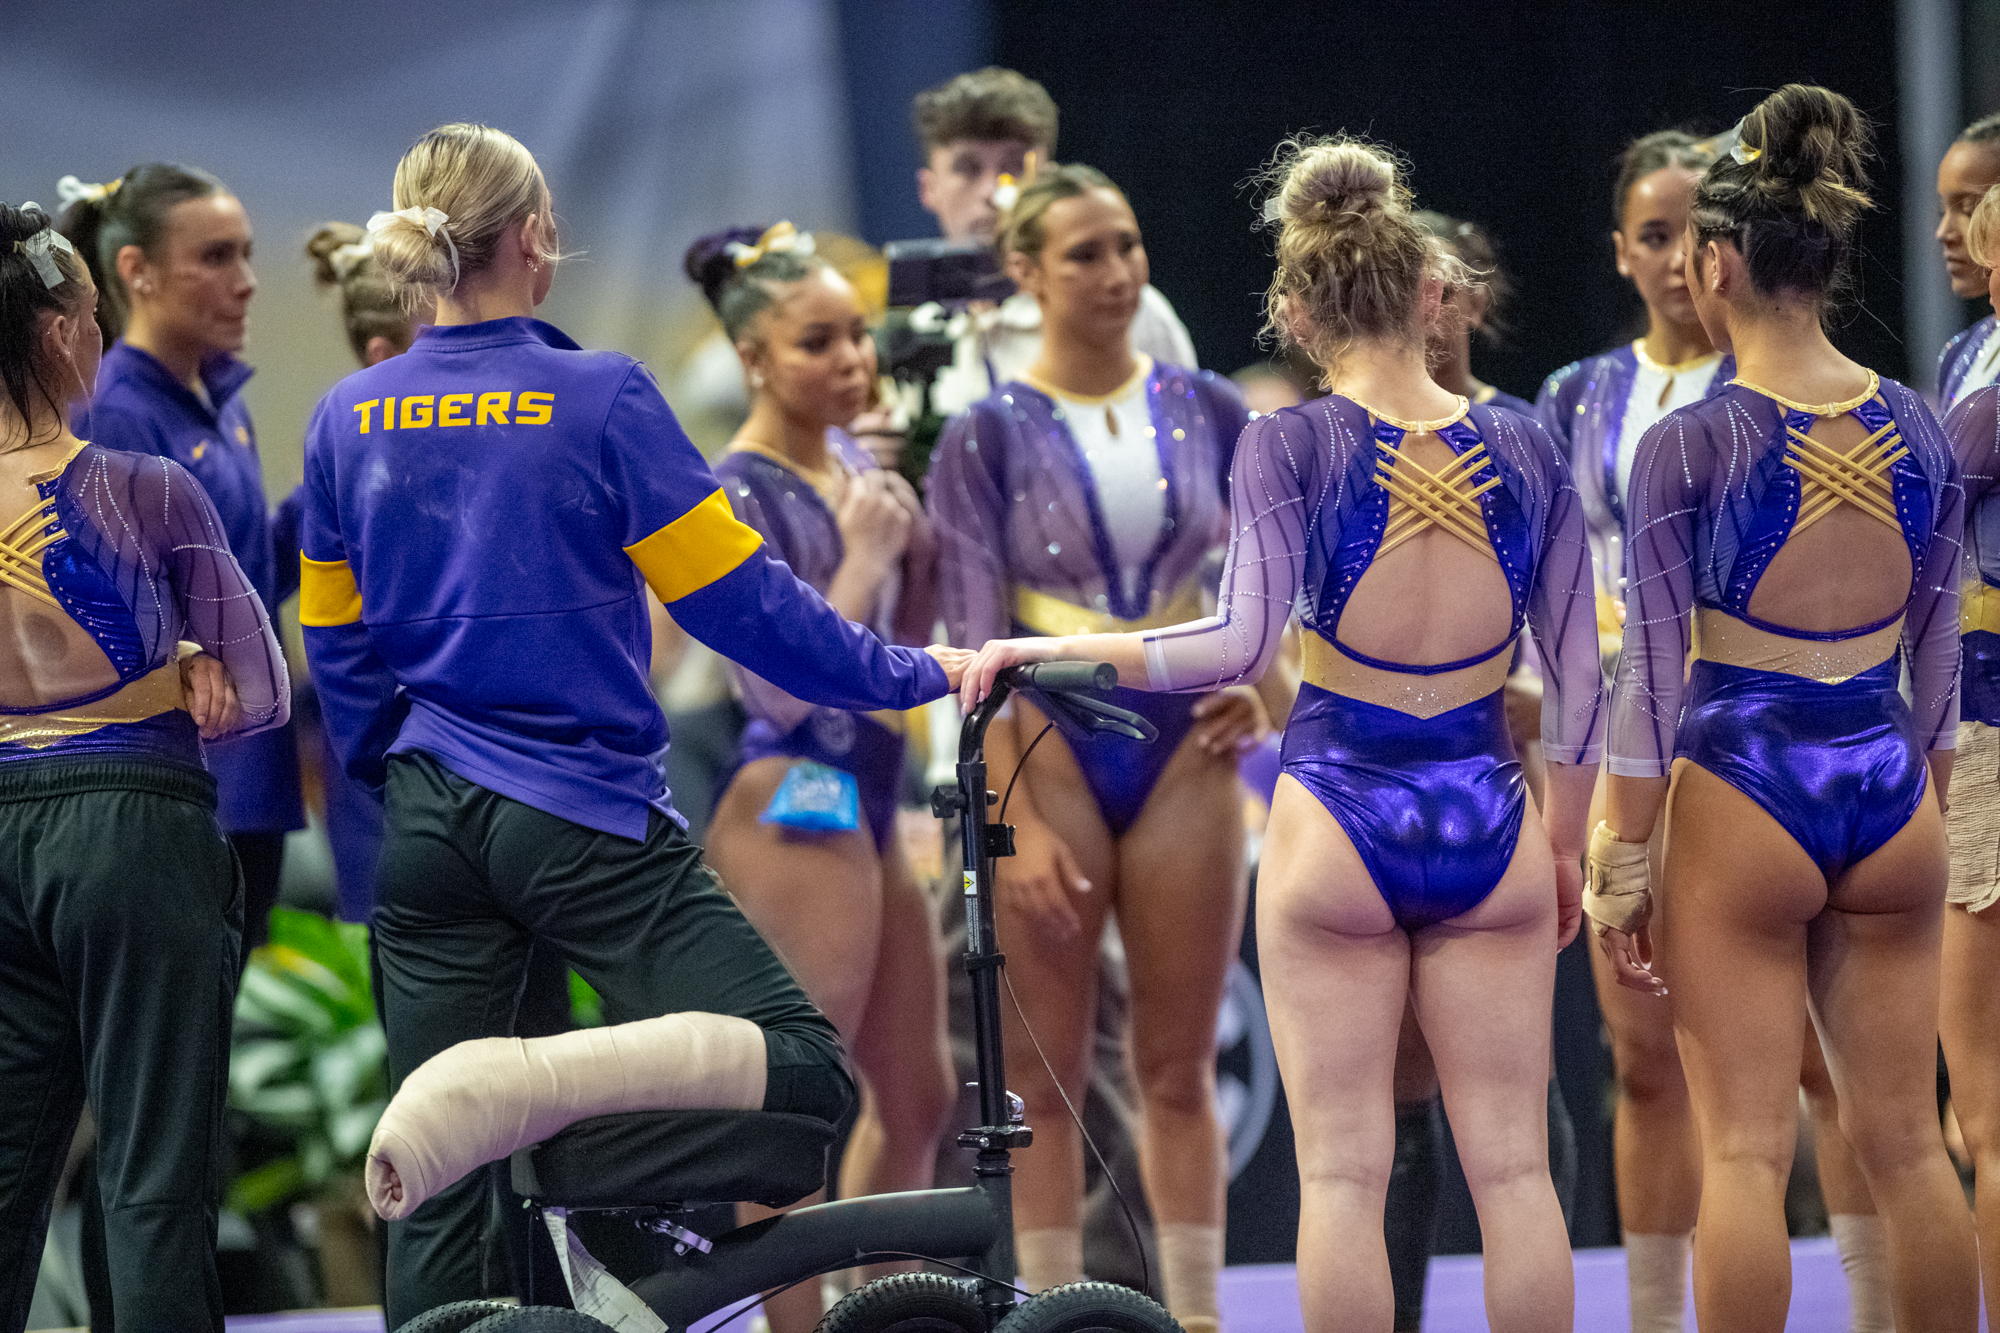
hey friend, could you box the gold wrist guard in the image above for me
[1582,820,1652,936]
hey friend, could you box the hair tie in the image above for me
[367,206,459,287]
[55,175,120,208]
[991,151,1039,215]
[724,220,814,269]
[11,214,76,289]
[1706,114,1764,166]
[328,237,375,282]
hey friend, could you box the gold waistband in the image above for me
[0,661,187,750]
[1300,630,1513,718]
[1013,578,1207,638]
[1693,607,1901,683]
[1965,583,2000,638]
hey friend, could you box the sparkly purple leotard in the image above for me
[1612,377,1962,878]
[1136,397,1605,928]
[715,432,909,852]
[1941,387,2000,723]
[929,363,1247,835]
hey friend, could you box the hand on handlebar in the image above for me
[925,644,975,693]
[961,637,1062,708]
[1003,814,1092,943]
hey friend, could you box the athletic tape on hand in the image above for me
[1582,819,1652,936]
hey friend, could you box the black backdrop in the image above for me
[995,0,1915,396]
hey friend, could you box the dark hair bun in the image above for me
[683,227,765,315]
[1740,84,1873,227]
[0,202,56,246]
[306,220,368,288]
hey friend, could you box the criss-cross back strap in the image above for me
[1784,417,1908,536]
[0,497,62,608]
[1374,439,1501,561]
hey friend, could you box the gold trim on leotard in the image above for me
[1299,629,1513,718]
[1728,370,1881,418]
[1019,354,1155,409]
[1964,583,2000,638]
[0,492,64,609]
[1633,339,1722,376]
[1693,608,1903,683]
[1354,396,1471,437]
[0,659,188,749]
[1373,438,1502,561]
[1013,575,1206,638]
[1730,371,1906,536]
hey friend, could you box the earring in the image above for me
[749,372,765,389]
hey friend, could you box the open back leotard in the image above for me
[1133,396,1606,929]
[714,432,909,853]
[1611,375,1963,879]
[930,362,1247,836]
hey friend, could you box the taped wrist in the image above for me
[366,1011,767,1220]
[1582,820,1652,935]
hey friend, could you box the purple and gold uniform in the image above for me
[89,341,304,835]
[298,316,946,837]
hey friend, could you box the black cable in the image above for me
[1002,967,1155,1302]
[859,1253,1032,1297]
[997,719,1057,824]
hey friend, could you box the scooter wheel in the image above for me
[464,1308,614,1332]
[816,1272,989,1333]
[395,1301,517,1333]
[995,1282,1183,1333]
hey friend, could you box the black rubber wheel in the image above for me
[395,1301,517,1333]
[994,1283,1182,1333]
[464,1308,614,1332]
[815,1272,989,1333]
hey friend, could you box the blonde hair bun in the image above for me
[1275,140,1397,224]
[373,123,558,306]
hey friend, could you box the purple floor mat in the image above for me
[195,1239,1972,1333]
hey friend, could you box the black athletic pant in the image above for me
[0,761,240,1333]
[372,753,851,1327]
[230,829,286,957]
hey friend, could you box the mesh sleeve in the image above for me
[1902,395,1964,750]
[1140,413,1306,691]
[1947,384,2000,512]
[156,458,290,733]
[1608,411,1701,777]
[928,407,1013,648]
[1522,428,1607,763]
[720,474,817,735]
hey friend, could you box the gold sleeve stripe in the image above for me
[299,554,364,627]
[623,487,765,603]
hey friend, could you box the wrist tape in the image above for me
[1582,820,1652,936]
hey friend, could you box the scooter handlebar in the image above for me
[1001,661,1118,694]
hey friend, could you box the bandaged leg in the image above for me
[367,1011,767,1219]
[1830,1213,1893,1333]
[1624,1232,1691,1333]
[1016,1226,1084,1292]
[1157,1222,1222,1333]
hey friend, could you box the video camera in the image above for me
[872,238,1014,385]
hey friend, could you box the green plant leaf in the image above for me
[329,1099,387,1161]
[311,1023,388,1110]
[570,970,603,1028]
[236,964,340,1038]
[229,1038,307,1100]
[237,1083,321,1127]
[228,1156,305,1213]
[301,1133,335,1185]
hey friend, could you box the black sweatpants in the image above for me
[0,760,240,1333]
[373,753,851,1326]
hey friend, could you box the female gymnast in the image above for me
[687,224,951,1332]
[1595,85,1976,1332]
[960,136,1606,1333]
[0,202,288,1332]
[1417,212,1532,415]
[1938,183,2000,1319]
[926,164,1261,1326]
[1935,114,2000,408]
[297,123,966,1323]
[60,164,304,951]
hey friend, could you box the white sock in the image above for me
[1829,1213,1894,1333]
[366,1011,767,1219]
[1016,1226,1084,1292]
[1624,1232,1691,1333]
[1157,1222,1222,1330]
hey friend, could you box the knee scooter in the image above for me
[397,662,1181,1333]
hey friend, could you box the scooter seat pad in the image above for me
[510,1109,837,1209]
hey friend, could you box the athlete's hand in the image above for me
[1597,921,1668,997]
[878,471,935,560]
[925,644,974,692]
[1551,848,1583,950]
[1191,686,1268,756]
[836,471,913,571]
[961,637,1062,708]
[180,651,243,739]
[1002,814,1091,943]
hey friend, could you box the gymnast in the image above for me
[959,135,1606,1333]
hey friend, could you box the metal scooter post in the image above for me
[934,679,1031,1328]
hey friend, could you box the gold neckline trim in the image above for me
[1728,370,1881,417]
[23,440,88,487]
[726,438,856,503]
[1633,339,1721,376]
[1021,354,1153,408]
[1355,396,1471,436]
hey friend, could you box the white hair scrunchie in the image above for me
[367,206,459,287]
[55,175,118,208]
[10,208,77,289]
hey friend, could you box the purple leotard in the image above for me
[1612,378,1962,878]
[1944,386,2000,724]
[1940,314,2000,410]
[1135,396,1605,928]
[714,432,908,853]
[929,363,1247,835]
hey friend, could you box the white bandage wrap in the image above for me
[366,1011,767,1220]
[1583,820,1653,936]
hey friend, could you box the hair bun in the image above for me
[1276,140,1397,223]
[306,220,368,287]
[1741,84,1873,225]
[683,226,765,314]
[0,203,54,247]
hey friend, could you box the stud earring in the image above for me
[750,372,765,389]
